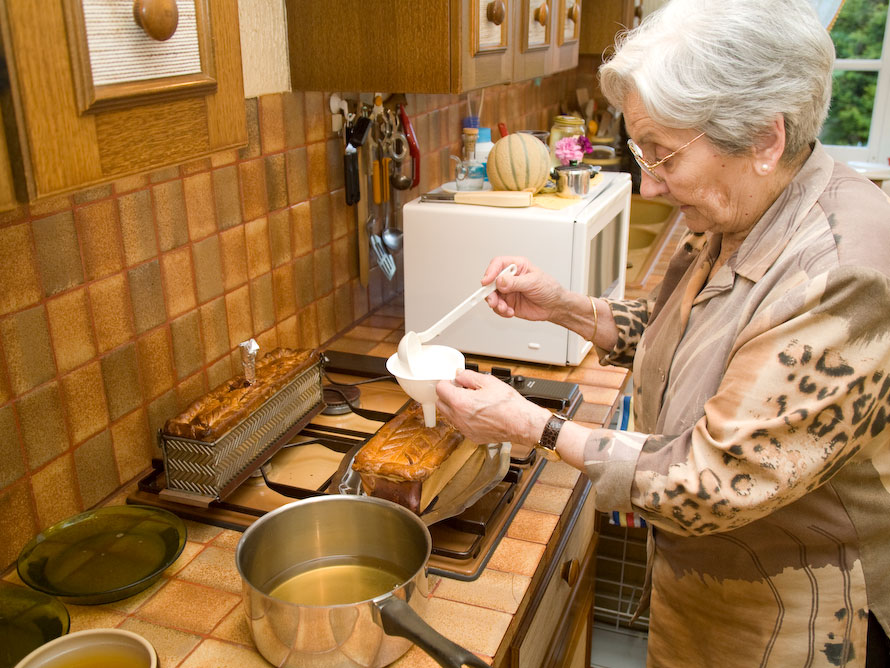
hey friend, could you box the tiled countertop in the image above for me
[2,299,629,668]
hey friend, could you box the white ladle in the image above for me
[397,263,518,375]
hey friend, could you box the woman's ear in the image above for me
[754,115,786,174]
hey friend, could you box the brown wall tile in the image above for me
[325,137,343,192]
[297,304,319,349]
[255,327,278,352]
[146,389,178,444]
[183,172,217,241]
[170,311,203,380]
[118,189,158,266]
[153,180,189,251]
[271,264,295,322]
[31,454,81,529]
[306,142,329,198]
[304,92,325,143]
[277,314,298,349]
[0,482,38,568]
[0,353,9,406]
[313,246,333,297]
[31,211,84,297]
[316,293,336,344]
[61,362,109,444]
[0,404,25,488]
[77,199,123,281]
[282,91,305,148]
[199,298,230,364]
[16,382,68,469]
[137,328,175,401]
[212,165,242,230]
[238,97,260,160]
[206,356,233,390]
[182,157,212,176]
[268,208,291,268]
[249,274,275,334]
[333,283,353,333]
[73,184,112,204]
[46,288,96,373]
[239,158,268,222]
[192,235,224,304]
[0,223,41,316]
[150,165,181,183]
[290,201,312,257]
[211,148,238,167]
[244,217,271,279]
[310,193,332,249]
[332,235,350,287]
[224,285,253,349]
[29,194,71,217]
[100,343,142,421]
[177,371,206,409]
[293,254,315,309]
[160,247,197,318]
[128,261,166,333]
[114,173,149,194]
[89,274,135,354]
[285,147,309,205]
[74,430,119,508]
[1,305,55,396]
[259,94,285,153]
[110,408,153,482]
[218,227,248,290]
[331,190,350,240]
[265,154,288,211]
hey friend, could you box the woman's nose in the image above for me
[638,172,669,198]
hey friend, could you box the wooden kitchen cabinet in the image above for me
[0,0,246,202]
[286,0,581,94]
[497,471,598,668]
[579,0,640,55]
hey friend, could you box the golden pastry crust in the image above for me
[162,348,315,442]
[352,402,464,482]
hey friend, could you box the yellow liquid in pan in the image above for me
[269,557,409,606]
[44,646,149,668]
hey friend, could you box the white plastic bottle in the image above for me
[475,127,495,182]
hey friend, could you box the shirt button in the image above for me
[659,369,665,382]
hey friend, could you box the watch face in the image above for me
[537,444,561,461]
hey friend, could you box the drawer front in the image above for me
[517,486,596,668]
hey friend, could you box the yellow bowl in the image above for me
[13,629,157,668]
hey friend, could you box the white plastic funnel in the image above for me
[387,346,465,427]
[397,263,517,375]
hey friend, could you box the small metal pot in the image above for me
[554,163,597,197]
[235,495,487,668]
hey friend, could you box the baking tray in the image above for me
[158,353,324,505]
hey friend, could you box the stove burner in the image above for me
[322,384,361,415]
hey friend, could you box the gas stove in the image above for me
[128,350,582,580]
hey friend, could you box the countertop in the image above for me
[2,298,630,668]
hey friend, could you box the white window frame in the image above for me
[822,4,890,164]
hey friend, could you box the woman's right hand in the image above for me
[481,256,568,322]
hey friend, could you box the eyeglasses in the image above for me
[627,132,705,183]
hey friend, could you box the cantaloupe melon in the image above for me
[487,133,551,193]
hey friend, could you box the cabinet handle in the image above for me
[133,0,179,41]
[567,2,580,24]
[486,0,506,26]
[561,558,580,587]
[534,2,549,27]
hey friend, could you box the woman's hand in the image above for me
[481,256,569,322]
[436,369,551,446]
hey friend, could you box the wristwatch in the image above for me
[536,413,568,461]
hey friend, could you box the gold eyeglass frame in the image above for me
[627,132,706,182]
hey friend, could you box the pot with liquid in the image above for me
[235,495,487,668]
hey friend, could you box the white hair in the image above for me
[599,0,835,161]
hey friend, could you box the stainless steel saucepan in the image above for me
[235,495,488,668]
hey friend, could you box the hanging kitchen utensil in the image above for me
[367,214,396,280]
[398,103,421,188]
[344,115,371,206]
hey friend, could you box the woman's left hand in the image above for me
[436,369,551,446]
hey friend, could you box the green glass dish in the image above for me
[0,582,69,668]
[17,505,187,606]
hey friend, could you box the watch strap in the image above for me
[537,413,567,460]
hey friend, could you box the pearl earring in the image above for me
[762,163,770,172]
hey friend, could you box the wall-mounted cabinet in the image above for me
[579,0,640,55]
[0,0,247,203]
[286,0,582,94]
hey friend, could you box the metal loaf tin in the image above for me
[158,352,325,506]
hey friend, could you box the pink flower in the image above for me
[554,136,592,165]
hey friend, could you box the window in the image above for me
[820,0,890,164]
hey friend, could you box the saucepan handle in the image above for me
[375,596,489,668]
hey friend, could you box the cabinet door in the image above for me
[578,0,638,55]
[551,0,581,72]
[0,0,246,201]
[460,0,514,91]
[513,0,551,81]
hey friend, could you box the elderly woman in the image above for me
[435,0,890,665]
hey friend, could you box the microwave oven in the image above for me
[402,172,632,366]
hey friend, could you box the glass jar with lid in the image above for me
[548,115,586,167]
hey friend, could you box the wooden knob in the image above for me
[133,0,179,41]
[568,2,580,23]
[486,0,506,26]
[534,2,549,27]
[561,558,580,587]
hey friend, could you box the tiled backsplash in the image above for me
[0,73,577,571]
